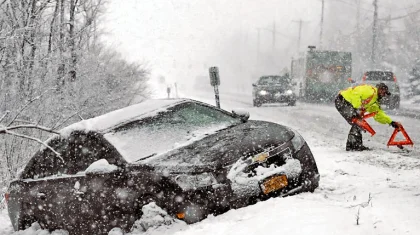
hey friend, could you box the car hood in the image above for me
[140,120,294,173]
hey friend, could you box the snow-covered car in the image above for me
[252,75,297,107]
[5,98,319,235]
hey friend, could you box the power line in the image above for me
[378,8,420,21]
[320,0,325,49]
[258,27,290,38]
[334,0,414,11]
[330,0,420,14]
[292,19,310,53]
[372,0,378,66]
[329,0,373,12]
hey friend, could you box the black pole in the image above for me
[320,0,324,49]
[372,0,378,66]
[214,85,220,108]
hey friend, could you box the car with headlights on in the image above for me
[252,74,297,107]
[5,98,319,235]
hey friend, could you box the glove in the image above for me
[390,121,399,128]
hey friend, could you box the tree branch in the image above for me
[1,124,59,134]
[0,110,10,123]
[5,130,63,162]
[7,88,54,126]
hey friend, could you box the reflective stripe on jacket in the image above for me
[340,84,392,124]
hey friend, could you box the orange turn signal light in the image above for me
[176,212,185,219]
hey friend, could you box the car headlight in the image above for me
[290,128,305,151]
[259,90,268,95]
[174,173,218,190]
[286,90,293,95]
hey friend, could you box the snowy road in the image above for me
[1,89,420,235]
[194,89,420,160]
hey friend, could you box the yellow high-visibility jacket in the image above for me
[340,84,392,124]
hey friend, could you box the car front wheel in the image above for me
[288,100,296,106]
[176,202,207,224]
[253,100,262,107]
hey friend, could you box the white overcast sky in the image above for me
[102,0,419,88]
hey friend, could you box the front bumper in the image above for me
[258,143,319,198]
[167,143,320,222]
[228,142,319,202]
[255,93,296,103]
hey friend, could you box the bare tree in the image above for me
[0,0,150,191]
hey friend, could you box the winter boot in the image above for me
[346,125,370,151]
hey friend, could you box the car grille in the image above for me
[243,144,293,176]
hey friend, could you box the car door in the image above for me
[15,131,128,234]
[15,137,86,231]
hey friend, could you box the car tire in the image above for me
[181,203,207,224]
[288,100,296,106]
[18,215,36,231]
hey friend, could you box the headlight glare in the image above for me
[259,90,268,95]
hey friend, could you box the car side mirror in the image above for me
[232,109,250,122]
[85,159,120,175]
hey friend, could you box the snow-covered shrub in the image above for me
[129,202,186,234]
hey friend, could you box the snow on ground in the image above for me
[402,97,420,110]
[1,88,420,235]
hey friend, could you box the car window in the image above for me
[258,76,290,85]
[258,76,278,85]
[174,102,237,126]
[104,102,241,163]
[365,71,393,81]
[21,132,122,179]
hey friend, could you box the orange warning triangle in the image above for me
[352,118,376,136]
[387,124,414,147]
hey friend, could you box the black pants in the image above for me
[335,94,364,150]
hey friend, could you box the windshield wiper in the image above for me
[136,153,157,162]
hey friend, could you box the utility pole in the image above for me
[257,28,260,64]
[256,25,289,58]
[273,21,276,50]
[372,0,378,67]
[356,0,360,36]
[293,19,305,54]
[320,0,325,49]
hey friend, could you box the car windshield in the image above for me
[365,71,394,81]
[104,102,241,163]
[258,76,290,85]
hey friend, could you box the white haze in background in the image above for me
[103,0,418,95]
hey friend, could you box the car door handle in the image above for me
[37,192,46,200]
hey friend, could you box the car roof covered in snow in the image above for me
[58,98,191,136]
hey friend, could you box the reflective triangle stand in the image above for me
[387,124,414,149]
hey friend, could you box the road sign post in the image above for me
[167,87,171,99]
[209,66,221,108]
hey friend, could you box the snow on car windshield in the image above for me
[104,102,241,162]
[258,75,289,85]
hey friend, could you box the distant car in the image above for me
[360,70,400,109]
[252,75,297,107]
[6,98,319,235]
